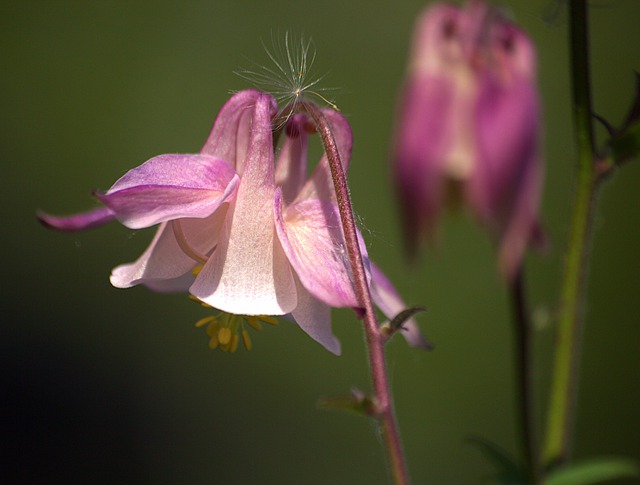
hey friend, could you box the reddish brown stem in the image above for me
[298,100,410,485]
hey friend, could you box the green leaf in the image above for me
[382,306,433,350]
[607,121,640,164]
[317,388,378,418]
[544,457,639,485]
[468,436,526,485]
[389,306,428,331]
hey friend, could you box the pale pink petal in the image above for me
[97,154,238,229]
[370,263,431,349]
[496,151,543,281]
[290,276,341,355]
[275,189,360,308]
[106,154,236,193]
[392,4,474,250]
[191,94,297,315]
[275,114,308,205]
[143,272,198,293]
[411,4,462,66]
[469,78,539,220]
[469,24,542,279]
[199,89,262,173]
[393,73,453,248]
[110,208,227,289]
[293,108,353,204]
[111,223,188,289]
[37,206,115,232]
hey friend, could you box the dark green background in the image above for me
[3,1,639,483]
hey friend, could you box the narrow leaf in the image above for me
[544,457,639,485]
[608,121,640,164]
[388,305,428,331]
[468,436,526,484]
[317,389,378,418]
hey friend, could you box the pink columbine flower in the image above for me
[40,90,427,354]
[392,1,544,280]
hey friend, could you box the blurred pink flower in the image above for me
[392,1,544,280]
[40,90,427,353]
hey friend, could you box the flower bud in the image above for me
[392,1,543,280]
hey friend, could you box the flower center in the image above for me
[191,296,278,352]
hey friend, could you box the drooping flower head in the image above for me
[40,90,428,354]
[392,0,543,280]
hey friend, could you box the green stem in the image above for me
[542,0,598,468]
[509,268,538,482]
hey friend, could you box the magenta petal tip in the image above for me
[37,206,116,232]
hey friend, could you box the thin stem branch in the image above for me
[509,267,538,482]
[542,0,598,469]
[298,100,410,485]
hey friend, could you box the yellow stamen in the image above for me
[195,316,215,328]
[191,297,279,352]
[242,329,252,351]
[259,315,278,325]
[230,333,240,353]
[206,321,220,337]
[208,333,219,349]
[189,294,211,308]
[245,316,262,331]
[218,327,232,346]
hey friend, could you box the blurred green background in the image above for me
[2,0,639,483]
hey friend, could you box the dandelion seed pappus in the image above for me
[235,31,339,119]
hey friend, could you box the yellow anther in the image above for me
[245,316,262,331]
[218,327,232,346]
[195,316,215,328]
[189,294,211,308]
[259,315,278,325]
[208,329,219,349]
[206,321,220,337]
[242,329,252,351]
[192,265,203,276]
[230,333,240,353]
[193,304,279,352]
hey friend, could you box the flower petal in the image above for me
[393,73,453,248]
[392,4,475,251]
[470,80,539,221]
[37,206,115,232]
[275,189,361,308]
[97,154,238,229]
[191,94,298,315]
[293,108,353,204]
[290,276,341,355]
[469,24,542,279]
[110,208,227,289]
[199,89,262,175]
[275,114,309,206]
[495,151,543,281]
[369,263,431,349]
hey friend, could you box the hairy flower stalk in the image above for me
[297,100,410,485]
